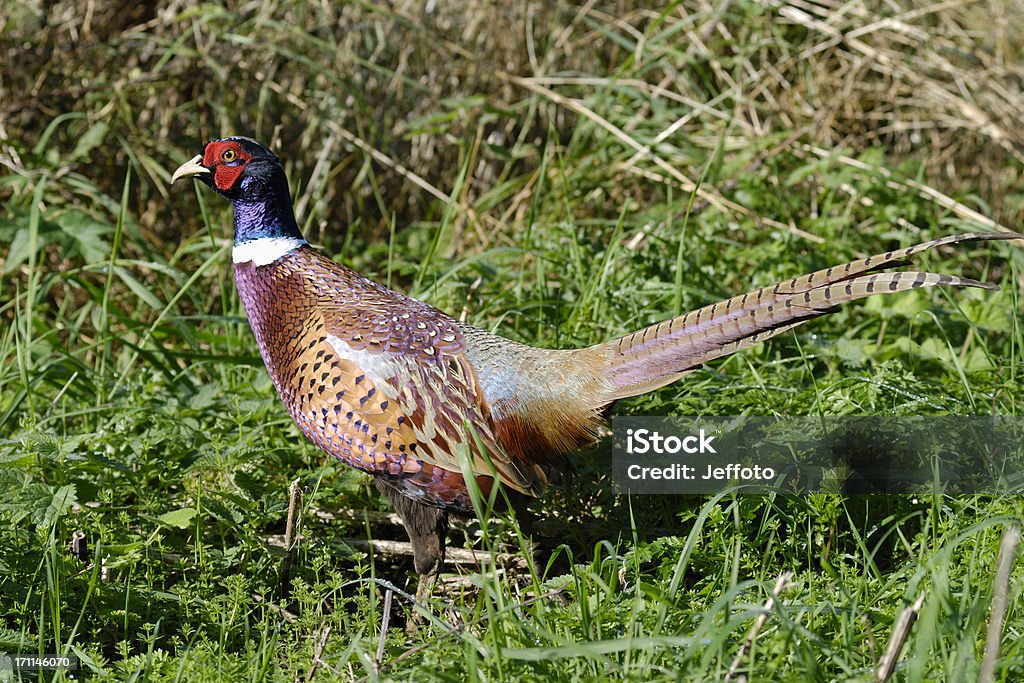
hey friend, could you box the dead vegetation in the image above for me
[1,0,1021,252]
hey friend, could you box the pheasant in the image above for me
[172,136,1018,594]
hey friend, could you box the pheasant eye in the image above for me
[222,149,237,162]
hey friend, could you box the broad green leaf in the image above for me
[70,122,109,161]
[158,507,198,529]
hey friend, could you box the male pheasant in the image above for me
[172,136,1017,593]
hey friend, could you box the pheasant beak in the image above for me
[171,154,211,183]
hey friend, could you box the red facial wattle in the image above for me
[202,140,252,192]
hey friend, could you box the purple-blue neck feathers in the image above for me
[231,171,304,246]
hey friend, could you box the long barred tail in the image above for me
[594,232,1021,401]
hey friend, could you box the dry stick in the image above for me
[285,478,303,551]
[347,538,527,569]
[45,370,78,418]
[311,507,404,527]
[305,625,332,683]
[261,534,304,549]
[280,478,303,599]
[725,571,794,681]
[434,568,515,591]
[875,594,926,683]
[375,589,394,672]
[979,527,1021,683]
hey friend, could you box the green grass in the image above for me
[2,1,1024,681]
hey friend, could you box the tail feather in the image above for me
[594,232,1020,401]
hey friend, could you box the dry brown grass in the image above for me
[1,0,1021,250]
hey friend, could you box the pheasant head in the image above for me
[172,137,304,249]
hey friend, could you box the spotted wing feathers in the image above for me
[307,256,546,500]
